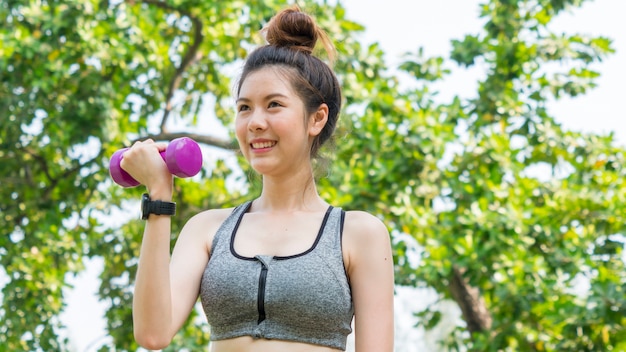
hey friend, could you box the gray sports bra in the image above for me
[199,201,354,350]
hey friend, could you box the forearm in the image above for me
[132,214,175,347]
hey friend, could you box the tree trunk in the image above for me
[448,265,492,335]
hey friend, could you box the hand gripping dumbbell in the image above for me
[109,137,203,188]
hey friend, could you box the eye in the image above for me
[237,104,250,112]
[268,101,282,108]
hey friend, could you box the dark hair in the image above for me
[236,5,341,159]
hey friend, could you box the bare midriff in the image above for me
[208,336,342,352]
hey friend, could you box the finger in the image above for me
[155,142,168,152]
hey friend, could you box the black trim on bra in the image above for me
[340,210,345,240]
[339,209,351,287]
[229,203,334,261]
[228,202,255,261]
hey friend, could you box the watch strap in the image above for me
[142,193,176,220]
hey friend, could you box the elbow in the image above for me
[134,330,171,350]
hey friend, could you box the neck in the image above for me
[253,167,327,213]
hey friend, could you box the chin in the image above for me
[249,161,276,176]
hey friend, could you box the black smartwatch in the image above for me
[141,193,176,220]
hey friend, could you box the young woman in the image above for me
[121,6,394,352]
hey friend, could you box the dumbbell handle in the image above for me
[109,137,202,188]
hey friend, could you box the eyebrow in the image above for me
[236,93,289,104]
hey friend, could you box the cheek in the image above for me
[235,118,245,137]
[235,119,248,149]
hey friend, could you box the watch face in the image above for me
[141,193,150,220]
[141,193,175,219]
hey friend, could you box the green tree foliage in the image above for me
[325,0,625,350]
[1,0,624,351]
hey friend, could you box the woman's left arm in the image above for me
[344,211,395,352]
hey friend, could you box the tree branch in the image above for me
[137,132,238,151]
[137,0,205,132]
[448,265,493,336]
[23,147,54,183]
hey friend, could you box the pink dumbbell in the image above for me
[109,137,202,188]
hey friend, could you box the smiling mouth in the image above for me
[251,141,277,149]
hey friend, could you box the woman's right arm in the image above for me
[120,140,217,349]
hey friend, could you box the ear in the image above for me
[308,103,329,137]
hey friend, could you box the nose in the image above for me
[248,109,268,132]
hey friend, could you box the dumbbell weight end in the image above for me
[165,137,203,178]
[109,148,141,188]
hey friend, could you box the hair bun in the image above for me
[263,6,318,54]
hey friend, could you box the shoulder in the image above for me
[342,210,388,239]
[187,208,235,225]
[178,206,239,251]
[341,210,391,271]
[185,206,236,228]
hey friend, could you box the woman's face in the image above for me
[235,67,314,176]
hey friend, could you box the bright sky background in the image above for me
[342,0,625,144]
[61,1,626,351]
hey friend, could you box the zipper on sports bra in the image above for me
[257,263,268,324]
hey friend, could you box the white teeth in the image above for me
[251,141,276,149]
